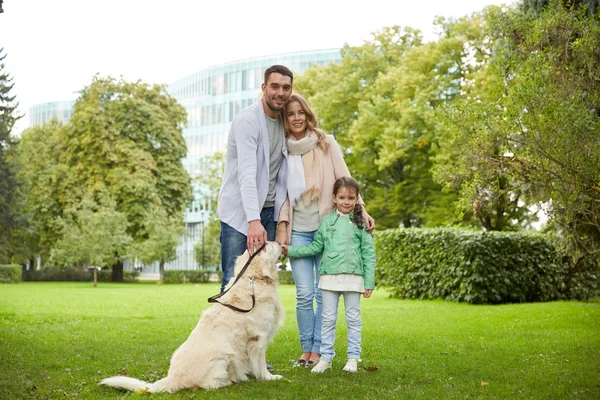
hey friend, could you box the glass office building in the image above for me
[29,100,76,127]
[27,49,342,272]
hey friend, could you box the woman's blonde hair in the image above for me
[283,93,328,151]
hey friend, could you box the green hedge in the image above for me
[374,228,599,304]
[162,270,296,285]
[22,267,139,282]
[162,270,220,284]
[278,270,294,284]
[0,264,21,283]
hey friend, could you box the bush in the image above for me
[96,270,139,283]
[21,267,139,282]
[162,270,216,284]
[374,228,599,304]
[0,264,21,283]
[22,266,91,282]
[278,270,295,285]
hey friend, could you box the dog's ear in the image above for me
[234,251,250,276]
[259,260,276,283]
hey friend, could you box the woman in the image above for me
[276,93,374,367]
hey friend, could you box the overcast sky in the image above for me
[1,0,510,134]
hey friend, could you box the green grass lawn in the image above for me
[1,282,599,399]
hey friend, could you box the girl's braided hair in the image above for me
[333,176,364,229]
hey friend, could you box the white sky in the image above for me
[0,0,509,134]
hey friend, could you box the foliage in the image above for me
[278,270,294,285]
[195,151,225,214]
[193,152,225,268]
[0,264,20,283]
[50,193,131,268]
[16,76,193,278]
[21,267,139,282]
[194,219,221,268]
[135,209,184,281]
[1,283,599,399]
[375,228,599,303]
[15,121,66,260]
[521,0,600,15]
[162,269,217,284]
[0,48,26,263]
[434,1,600,255]
[295,17,530,229]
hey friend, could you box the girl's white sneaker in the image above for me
[343,358,358,373]
[310,359,332,373]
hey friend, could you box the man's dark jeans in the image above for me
[219,207,276,293]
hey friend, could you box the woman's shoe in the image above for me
[293,359,307,367]
[306,354,320,368]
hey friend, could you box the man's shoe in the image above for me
[310,359,332,374]
[267,363,274,371]
[343,358,358,373]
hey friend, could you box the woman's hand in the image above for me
[281,244,289,256]
[362,207,375,233]
[276,222,289,245]
[363,289,373,298]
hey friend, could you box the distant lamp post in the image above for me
[201,219,205,269]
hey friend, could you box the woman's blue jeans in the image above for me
[290,230,323,354]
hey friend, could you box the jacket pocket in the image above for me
[326,252,339,259]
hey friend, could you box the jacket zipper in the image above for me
[345,222,354,273]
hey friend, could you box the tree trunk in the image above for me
[93,267,98,287]
[159,260,165,283]
[111,259,124,282]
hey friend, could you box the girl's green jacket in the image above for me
[287,211,376,290]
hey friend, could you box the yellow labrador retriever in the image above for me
[100,241,284,393]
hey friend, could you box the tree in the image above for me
[17,76,193,277]
[295,20,506,229]
[62,76,192,280]
[521,0,599,15]
[0,48,25,263]
[435,1,600,254]
[194,219,221,269]
[135,207,183,282]
[193,152,224,269]
[50,193,130,286]
[16,121,67,262]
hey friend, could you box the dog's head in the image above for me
[234,241,282,283]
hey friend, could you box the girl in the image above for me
[282,177,375,373]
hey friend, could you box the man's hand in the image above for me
[363,289,373,298]
[247,220,267,253]
[281,244,288,256]
[362,206,376,233]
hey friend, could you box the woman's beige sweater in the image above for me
[278,134,363,238]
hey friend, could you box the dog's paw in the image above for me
[264,373,283,381]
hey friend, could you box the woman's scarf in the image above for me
[287,133,322,207]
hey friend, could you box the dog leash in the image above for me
[207,243,266,313]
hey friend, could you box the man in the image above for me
[217,65,293,293]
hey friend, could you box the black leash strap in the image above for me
[207,243,266,313]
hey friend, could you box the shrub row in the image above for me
[0,264,21,283]
[162,270,218,284]
[21,267,139,282]
[374,228,599,304]
[278,270,294,285]
[162,270,296,284]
